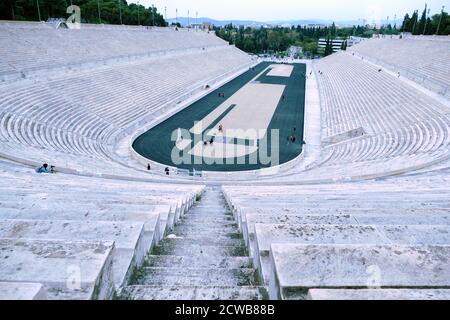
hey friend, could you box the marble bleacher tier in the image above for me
[0,22,228,80]
[0,160,204,299]
[0,22,254,175]
[307,289,450,300]
[1,22,450,300]
[348,37,450,98]
[222,178,450,300]
[279,51,450,182]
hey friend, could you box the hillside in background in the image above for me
[167,17,360,27]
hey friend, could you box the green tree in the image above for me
[400,8,449,35]
[330,22,337,38]
[0,0,166,26]
[417,4,428,35]
[434,10,450,35]
[324,36,333,56]
[411,10,419,34]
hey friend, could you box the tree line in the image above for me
[214,6,449,57]
[400,4,449,35]
[214,23,399,57]
[0,0,166,26]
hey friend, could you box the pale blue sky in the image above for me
[129,0,448,21]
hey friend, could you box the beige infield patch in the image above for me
[267,64,294,77]
[217,83,285,139]
[188,141,258,159]
[185,82,284,159]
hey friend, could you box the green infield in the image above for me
[132,62,306,172]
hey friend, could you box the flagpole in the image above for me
[423,7,430,35]
[137,1,140,25]
[152,4,155,26]
[118,0,123,25]
[97,0,102,24]
[436,5,445,35]
[36,0,41,21]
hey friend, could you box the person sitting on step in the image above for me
[36,163,50,174]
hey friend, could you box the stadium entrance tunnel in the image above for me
[132,62,306,173]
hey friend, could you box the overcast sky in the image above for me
[129,0,448,21]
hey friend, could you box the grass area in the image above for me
[133,62,306,172]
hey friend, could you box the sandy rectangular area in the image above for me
[189,141,257,159]
[218,83,285,139]
[267,64,294,77]
[190,103,231,135]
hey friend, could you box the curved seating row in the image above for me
[0,22,227,81]
[0,160,204,299]
[0,38,253,174]
[304,52,450,181]
[348,38,450,98]
[223,180,450,300]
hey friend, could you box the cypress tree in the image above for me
[418,4,427,35]
[324,36,332,56]
[411,10,419,34]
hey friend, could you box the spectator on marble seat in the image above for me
[36,163,50,174]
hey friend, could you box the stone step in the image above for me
[0,218,155,288]
[188,201,228,207]
[171,233,242,242]
[145,255,253,269]
[172,225,240,235]
[191,204,228,208]
[122,285,268,300]
[0,282,47,300]
[152,243,248,257]
[0,238,115,300]
[172,225,241,236]
[194,203,228,207]
[179,221,238,228]
[124,187,261,300]
[237,203,450,212]
[159,237,245,247]
[190,207,229,212]
[138,268,258,286]
[307,289,450,300]
[182,211,233,217]
[186,209,232,216]
[269,244,450,300]
[179,216,235,223]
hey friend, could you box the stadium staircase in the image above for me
[121,186,268,300]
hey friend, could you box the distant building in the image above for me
[318,38,343,53]
[318,36,366,53]
[188,22,212,30]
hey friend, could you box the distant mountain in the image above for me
[167,17,392,28]
[166,17,267,27]
[266,19,333,26]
